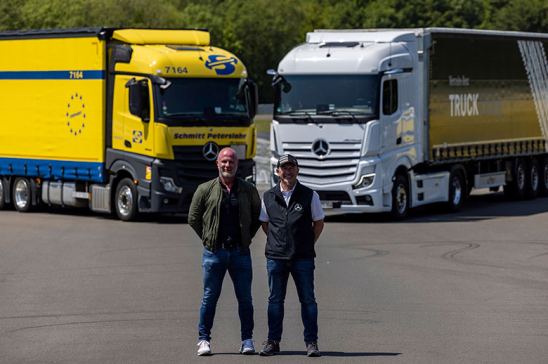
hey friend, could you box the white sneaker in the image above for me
[197,340,211,356]
[240,339,255,355]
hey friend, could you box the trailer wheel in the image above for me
[446,169,465,212]
[526,159,540,199]
[114,178,138,221]
[504,158,526,199]
[390,174,409,219]
[0,178,8,210]
[13,177,32,212]
[539,158,548,196]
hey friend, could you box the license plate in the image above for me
[321,201,334,209]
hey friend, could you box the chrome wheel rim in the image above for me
[0,180,3,204]
[396,183,407,215]
[14,179,29,209]
[117,185,133,217]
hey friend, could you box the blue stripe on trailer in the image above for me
[0,70,105,79]
[0,158,106,183]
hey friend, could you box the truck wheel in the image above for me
[0,178,8,210]
[526,159,540,199]
[13,177,32,212]
[539,158,548,196]
[446,169,465,212]
[115,178,138,221]
[504,159,526,199]
[390,174,409,219]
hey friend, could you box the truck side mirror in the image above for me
[238,79,258,120]
[272,75,291,93]
[126,78,150,122]
[268,70,291,93]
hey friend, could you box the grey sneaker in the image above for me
[197,340,211,356]
[306,341,321,357]
[259,340,280,356]
[240,339,255,355]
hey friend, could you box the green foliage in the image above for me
[0,0,545,101]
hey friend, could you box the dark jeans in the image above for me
[198,247,254,341]
[266,258,318,343]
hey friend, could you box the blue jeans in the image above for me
[198,247,254,341]
[267,258,318,343]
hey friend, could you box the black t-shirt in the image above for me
[218,179,242,248]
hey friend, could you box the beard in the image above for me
[220,169,237,178]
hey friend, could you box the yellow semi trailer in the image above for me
[0,28,257,220]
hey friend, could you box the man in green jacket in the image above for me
[189,147,261,356]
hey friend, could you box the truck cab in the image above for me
[106,29,258,219]
[270,30,422,216]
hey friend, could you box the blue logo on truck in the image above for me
[66,92,86,136]
[205,55,238,75]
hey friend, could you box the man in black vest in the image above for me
[259,154,325,357]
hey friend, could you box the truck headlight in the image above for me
[353,173,375,189]
[160,177,183,194]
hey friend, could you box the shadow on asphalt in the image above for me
[278,351,401,357]
[211,351,401,357]
[326,193,548,223]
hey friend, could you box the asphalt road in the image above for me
[1,192,548,364]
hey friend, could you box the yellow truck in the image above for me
[0,28,257,220]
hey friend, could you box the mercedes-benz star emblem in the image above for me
[312,139,329,157]
[202,141,220,161]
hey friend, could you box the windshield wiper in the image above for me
[211,113,248,120]
[316,109,357,123]
[317,109,355,117]
[163,113,206,120]
[283,111,315,123]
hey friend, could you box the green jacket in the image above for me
[188,177,262,251]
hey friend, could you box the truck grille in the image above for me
[173,146,222,181]
[317,191,351,203]
[282,141,361,185]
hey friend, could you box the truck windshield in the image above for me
[274,74,380,121]
[157,78,250,125]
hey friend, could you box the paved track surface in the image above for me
[1,192,548,364]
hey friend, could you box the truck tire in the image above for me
[526,159,540,199]
[504,158,526,199]
[0,178,8,210]
[13,177,32,212]
[114,178,138,221]
[539,158,548,196]
[391,174,409,219]
[446,169,465,212]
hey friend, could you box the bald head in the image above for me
[216,147,238,181]
[217,147,238,162]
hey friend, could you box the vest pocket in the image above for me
[268,230,290,256]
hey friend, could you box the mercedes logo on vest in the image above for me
[202,141,220,161]
[312,139,329,157]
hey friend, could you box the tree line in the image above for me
[0,0,546,101]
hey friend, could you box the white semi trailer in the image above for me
[269,28,548,218]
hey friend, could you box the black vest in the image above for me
[263,182,315,260]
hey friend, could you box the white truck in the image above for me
[268,28,548,217]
